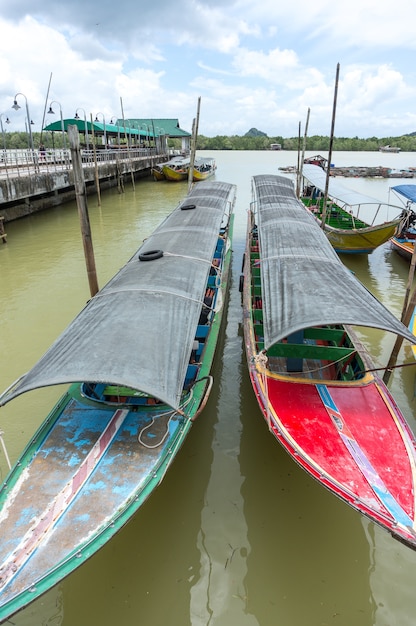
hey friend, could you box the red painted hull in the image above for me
[246,340,416,547]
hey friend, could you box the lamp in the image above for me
[47,100,67,149]
[0,114,10,152]
[12,93,34,151]
[74,108,90,152]
[94,112,107,147]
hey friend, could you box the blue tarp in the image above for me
[392,185,416,204]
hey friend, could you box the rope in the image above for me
[137,391,194,449]
[270,350,356,376]
[0,430,11,470]
[254,351,273,431]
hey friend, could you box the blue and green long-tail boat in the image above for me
[0,180,235,622]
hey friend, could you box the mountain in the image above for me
[244,128,267,137]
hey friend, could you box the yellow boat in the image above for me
[192,158,216,181]
[162,156,190,181]
[151,164,165,181]
[302,164,404,254]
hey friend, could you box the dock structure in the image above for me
[0,147,168,224]
[0,217,6,243]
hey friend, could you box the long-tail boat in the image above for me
[302,163,405,253]
[242,173,416,549]
[390,184,416,261]
[0,180,236,622]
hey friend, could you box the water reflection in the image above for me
[362,518,416,625]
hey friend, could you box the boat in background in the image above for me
[162,156,190,181]
[242,173,416,550]
[390,184,416,262]
[302,163,405,253]
[151,163,165,181]
[0,180,236,622]
[192,157,216,182]
[379,145,401,153]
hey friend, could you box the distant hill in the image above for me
[244,128,267,137]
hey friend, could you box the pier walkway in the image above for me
[0,147,168,223]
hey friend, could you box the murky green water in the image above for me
[1,151,416,626]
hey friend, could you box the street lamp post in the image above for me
[74,108,90,152]
[94,113,107,148]
[156,127,165,154]
[141,123,149,153]
[110,116,121,147]
[0,114,10,152]
[12,92,34,152]
[47,100,67,150]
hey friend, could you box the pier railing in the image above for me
[0,146,162,180]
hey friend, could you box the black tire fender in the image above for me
[139,249,164,261]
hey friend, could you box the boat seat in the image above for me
[196,324,209,340]
[185,364,198,388]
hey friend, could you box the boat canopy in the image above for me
[391,185,416,205]
[252,174,416,349]
[302,163,399,211]
[1,181,236,410]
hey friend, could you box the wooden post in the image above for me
[297,108,310,198]
[90,114,101,206]
[120,96,135,190]
[188,96,201,191]
[0,217,7,243]
[321,62,340,228]
[68,124,99,297]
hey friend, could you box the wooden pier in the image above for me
[0,217,6,243]
[0,148,168,225]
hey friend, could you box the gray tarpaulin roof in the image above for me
[252,174,416,350]
[1,181,236,410]
[302,163,401,212]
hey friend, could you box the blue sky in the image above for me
[0,0,415,138]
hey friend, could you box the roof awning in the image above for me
[1,181,236,410]
[252,174,416,349]
[43,118,156,137]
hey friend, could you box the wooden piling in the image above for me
[0,217,7,243]
[68,124,99,297]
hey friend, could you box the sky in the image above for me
[0,0,415,139]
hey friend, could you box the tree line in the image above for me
[3,131,416,152]
[195,134,416,151]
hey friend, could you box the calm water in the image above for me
[1,151,416,626]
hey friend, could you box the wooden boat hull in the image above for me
[391,236,414,261]
[243,175,416,550]
[324,221,399,254]
[162,165,188,181]
[0,186,235,622]
[244,358,416,546]
[151,165,165,181]
[192,168,215,182]
[302,164,402,253]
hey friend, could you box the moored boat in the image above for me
[242,174,416,549]
[0,180,236,622]
[151,163,165,180]
[192,157,216,182]
[162,156,190,181]
[379,145,401,153]
[302,163,405,253]
[390,184,416,262]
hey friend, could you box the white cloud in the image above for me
[0,1,415,137]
